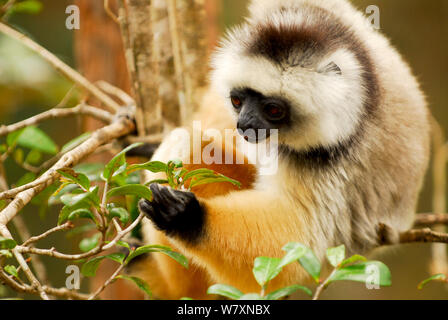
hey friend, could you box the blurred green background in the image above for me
[0,0,447,299]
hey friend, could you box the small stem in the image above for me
[88,263,125,300]
[22,222,73,247]
[312,269,337,300]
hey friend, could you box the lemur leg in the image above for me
[132,127,257,299]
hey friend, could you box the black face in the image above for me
[230,88,290,143]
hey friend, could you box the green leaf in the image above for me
[11,0,43,14]
[125,245,188,268]
[283,242,321,283]
[25,149,42,165]
[67,208,95,222]
[326,245,346,267]
[16,126,58,155]
[278,242,306,269]
[265,285,312,300]
[189,176,241,189]
[106,184,152,201]
[0,250,13,258]
[57,168,91,191]
[114,240,130,251]
[180,297,194,300]
[115,275,151,297]
[112,163,128,178]
[81,253,124,277]
[329,261,391,287]
[339,254,367,268]
[252,257,282,287]
[183,168,216,181]
[81,256,106,277]
[79,233,101,252]
[0,200,6,211]
[6,129,24,147]
[239,293,263,300]
[168,159,183,169]
[0,237,16,250]
[207,284,243,300]
[60,186,99,207]
[102,143,143,181]
[58,201,90,225]
[127,160,168,174]
[4,265,19,278]
[61,133,91,153]
[105,252,126,264]
[108,206,130,224]
[13,148,23,164]
[418,274,447,290]
[74,163,104,182]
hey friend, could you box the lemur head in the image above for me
[211,4,379,153]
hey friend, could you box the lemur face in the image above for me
[230,87,291,143]
[212,6,379,152]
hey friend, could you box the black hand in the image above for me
[139,184,205,244]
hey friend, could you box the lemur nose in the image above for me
[237,120,263,143]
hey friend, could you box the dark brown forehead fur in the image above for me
[245,5,379,116]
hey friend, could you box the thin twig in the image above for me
[0,163,49,285]
[0,268,89,300]
[22,222,74,247]
[96,81,134,106]
[0,22,121,112]
[0,104,114,137]
[104,0,119,23]
[312,269,337,300]
[88,263,125,300]
[0,0,16,18]
[0,227,49,299]
[17,213,145,260]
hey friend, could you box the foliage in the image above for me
[0,130,242,299]
[207,243,392,300]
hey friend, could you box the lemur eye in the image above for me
[231,96,242,108]
[264,103,285,120]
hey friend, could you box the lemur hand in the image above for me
[139,184,205,243]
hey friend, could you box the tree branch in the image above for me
[0,115,135,222]
[22,222,74,247]
[0,104,114,137]
[17,213,145,261]
[399,228,448,244]
[414,213,448,226]
[0,268,89,300]
[88,263,125,300]
[0,22,121,112]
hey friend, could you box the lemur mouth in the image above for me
[237,128,270,143]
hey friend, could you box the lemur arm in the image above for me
[139,185,309,292]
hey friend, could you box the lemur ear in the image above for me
[318,61,342,75]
